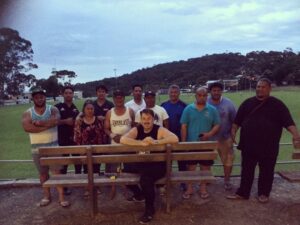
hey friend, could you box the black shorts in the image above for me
[186,160,214,166]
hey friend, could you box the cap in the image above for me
[144,90,156,97]
[113,89,125,97]
[31,87,46,96]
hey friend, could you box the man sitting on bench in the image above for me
[120,108,178,224]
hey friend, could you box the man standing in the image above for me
[93,84,114,122]
[125,84,146,114]
[92,84,114,175]
[55,86,80,195]
[135,90,169,128]
[104,89,135,198]
[161,84,187,188]
[120,109,178,224]
[22,87,69,207]
[181,87,220,199]
[208,82,236,190]
[228,78,300,203]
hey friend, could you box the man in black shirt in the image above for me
[120,109,178,224]
[93,84,114,121]
[55,86,79,194]
[228,78,300,203]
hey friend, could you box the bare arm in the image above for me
[129,108,136,127]
[157,127,178,144]
[181,124,187,142]
[58,117,74,126]
[22,111,49,133]
[163,119,169,129]
[34,106,59,128]
[231,123,239,144]
[120,127,149,146]
[201,124,220,141]
[104,110,112,136]
[287,125,300,148]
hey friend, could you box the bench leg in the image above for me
[166,183,171,213]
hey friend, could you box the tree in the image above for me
[52,69,77,85]
[0,27,37,99]
[36,75,60,99]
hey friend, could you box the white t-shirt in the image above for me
[110,107,132,144]
[125,99,146,115]
[135,105,169,126]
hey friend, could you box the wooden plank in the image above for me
[93,173,166,185]
[92,144,166,154]
[40,156,87,166]
[292,150,300,159]
[171,151,218,161]
[92,153,166,164]
[278,171,300,182]
[43,174,88,187]
[39,146,87,155]
[171,141,218,151]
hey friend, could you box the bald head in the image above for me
[195,87,208,105]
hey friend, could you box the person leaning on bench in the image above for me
[22,87,70,207]
[120,108,179,224]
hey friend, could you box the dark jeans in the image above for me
[123,162,166,213]
[123,163,143,197]
[178,160,187,171]
[236,151,277,198]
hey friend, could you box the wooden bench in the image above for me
[278,144,300,182]
[39,141,218,217]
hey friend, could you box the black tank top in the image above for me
[136,124,160,141]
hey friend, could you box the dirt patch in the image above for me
[1,176,300,225]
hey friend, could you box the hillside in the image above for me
[74,49,300,97]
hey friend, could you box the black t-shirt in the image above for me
[235,96,295,157]
[93,100,114,117]
[137,124,160,140]
[55,102,79,145]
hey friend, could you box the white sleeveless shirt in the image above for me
[28,105,58,149]
[110,107,132,144]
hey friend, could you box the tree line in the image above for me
[1,27,300,99]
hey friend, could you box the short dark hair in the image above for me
[95,84,108,92]
[140,108,155,118]
[132,84,143,90]
[258,78,272,87]
[62,85,74,93]
[208,82,224,91]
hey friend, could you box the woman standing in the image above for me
[74,100,107,195]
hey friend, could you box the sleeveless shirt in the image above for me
[110,107,132,144]
[28,105,58,149]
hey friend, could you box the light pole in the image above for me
[114,68,117,88]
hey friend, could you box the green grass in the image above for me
[1,87,300,179]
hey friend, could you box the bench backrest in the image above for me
[39,141,218,166]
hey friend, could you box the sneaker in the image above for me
[127,195,145,202]
[224,182,232,191]
[139,213,153,224]
[226,193,246,200]
[257,195,269,203]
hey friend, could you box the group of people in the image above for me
[22,78,300,224]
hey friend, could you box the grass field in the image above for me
[0,87,300,179]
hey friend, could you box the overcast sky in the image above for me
[1,0,300,83]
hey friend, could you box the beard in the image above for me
[35,101,46,108]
